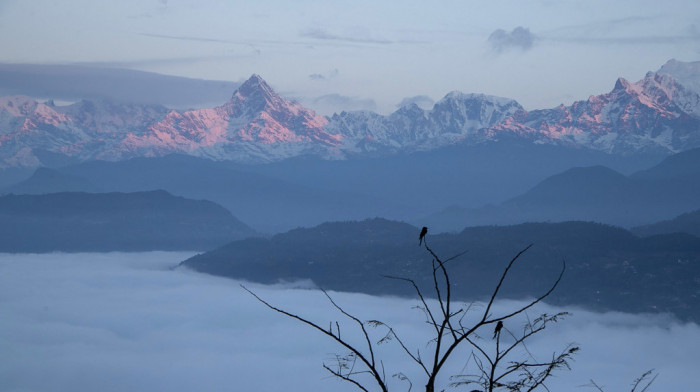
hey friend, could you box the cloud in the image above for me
[139,32,332,49]
[308,69,339,81]
[396,95,435,110]
[308,73,325,81]
[488,26,536,52]
[0,63,239,109]
[0,252,698,392]
[301,28,393,45]
[140,32,239,44]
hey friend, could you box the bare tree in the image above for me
[243,237,575,392]
[587,369,658,392]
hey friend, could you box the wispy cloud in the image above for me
[488,27,536,52]
[75,52,259,69]
[140,32,241,44]
[140,31,371,50]
[301,28,393,44]
[0,63,238,108]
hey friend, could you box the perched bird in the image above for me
[493,321,503,339]
[419,226,428,246]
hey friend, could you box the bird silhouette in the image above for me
[419,227,428,246]
[493,321,503,339]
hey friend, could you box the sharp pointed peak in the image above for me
[244,73,267,84]
[239,74,273,90]
[232,74,280,103]
[613,77,632,92]
[236,73,267,87]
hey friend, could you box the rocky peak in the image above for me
[612,77,634,94]
[234,74,276,99]
[228,74,284,114]
[392,102,425,117]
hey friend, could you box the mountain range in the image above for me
[2,145,696,233]
[419,147,700,231]
[2,59,700,168]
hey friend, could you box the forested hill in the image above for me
[182,218,700,321]
[0,190,256,252]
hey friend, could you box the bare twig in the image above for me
[244,239,579,392]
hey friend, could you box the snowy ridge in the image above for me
[2,64,700,167]
[0,75,338,166]
[487,72,700,154]
[325,91,523,153]
[658,59,700,98]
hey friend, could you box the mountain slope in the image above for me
[632,209,700,237]
[631,146,700,181]
[1,167,100,194]
[418,149,700,231]
[0,190,256,252]
[248,139,661,216]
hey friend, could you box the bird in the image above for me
[493,321,503,339]
[419,226,428,246]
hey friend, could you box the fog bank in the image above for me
[1,252,697,391]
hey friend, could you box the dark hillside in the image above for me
[0,190,256,252]
[182,219,700,322]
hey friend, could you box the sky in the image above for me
[1,251,698,392]
[0,1,699,114]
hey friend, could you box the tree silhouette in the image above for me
[243,234,578,392]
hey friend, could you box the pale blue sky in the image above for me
[1,0,699,114]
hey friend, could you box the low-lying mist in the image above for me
[1,252,697,391]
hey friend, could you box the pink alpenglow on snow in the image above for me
[1,69,700,168]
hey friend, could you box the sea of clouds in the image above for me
[1,252,698,392]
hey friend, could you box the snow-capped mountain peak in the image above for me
[487,69,700,154]
[657,59,700,96]
[324,90,524,153]
[112,74,338,162]
[229,74,280,111]
[2,62,700,168]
